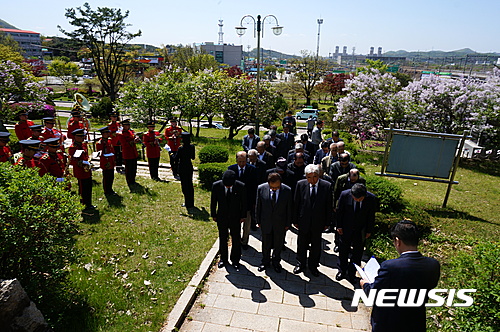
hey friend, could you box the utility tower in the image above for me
[218,20,224,44]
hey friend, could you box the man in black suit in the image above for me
[211,170,247,270]
[266,157,295,191]
[255,172,293,273]
[360,220,440,332]
[293,164,333,277]
[242,128,260,152]
[330,153,356,184]
[256,141,274,170]
[336,183,376,281]
[228,151,258,250]
[276,124,295,158]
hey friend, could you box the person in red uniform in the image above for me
[118,119,140,187]
[28,125,45,141]
[108,111,123,172]
[69,128,95,211]
[164,117,184,179]
[14,111,35,140]
[96,126,117,196]
[142,121,163,181]
[39,138,66,180]
[67,111,85,141]
[0,132,13,163]
[42,117,66,149]
[15,140,47,175]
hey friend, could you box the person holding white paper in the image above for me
[360,220,440,332]
[96,126,116,196]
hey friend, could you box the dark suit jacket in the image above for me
[313,148,328,165]
[293,179,333,233]
[248,159,268,184]
[242,134,260,152]
[333,174,366,207]
[330,161,357,183]
[277,132,295,157]
[228,164,258,209]
[210,180,247,226]
[255,183,292,235]
[265,168,295,190]
[258,151,274,170]
[337,189,376,235]
[363,252,441,332]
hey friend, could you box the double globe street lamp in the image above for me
[236,15,283,135]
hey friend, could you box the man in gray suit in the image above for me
[255,172,293,273]
[293,164,333,277]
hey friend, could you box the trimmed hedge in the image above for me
[365,174,404,213]
[90,96,113,119]
[198,145,229,164]
[198,162,231,190]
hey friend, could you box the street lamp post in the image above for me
[236,15,283,136]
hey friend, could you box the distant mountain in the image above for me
[384,48,499,58]
[0,19,18,29]
[244,48,298,61]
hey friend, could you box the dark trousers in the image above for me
[148,157,160,179]
[102,169,114,194]
[261,228,285,266]
[218,221,241,264]
[114,145,122,166]
[180,169,194,208]
[78,177,92,208]
[339,230,365,276]
[169,151,179,176]
[296,229,322,268]
[124,158,137,186]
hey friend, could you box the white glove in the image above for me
[82,160,90,165]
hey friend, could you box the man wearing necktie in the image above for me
[255,172,292,273]
[228,151,257,249]
[293,164,333,277]
[211,170,247,271]
[336,183,377,282]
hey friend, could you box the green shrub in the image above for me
[339,131,354,143]
[198,162,231,190]
[434,242,500,331]
[90,96,113,119]
[6,130,20,153]
[198,145,229,164]
[0,163,82,308]
[311,102,319,109]
[322,129,332,137]
[344,141,358,158]
[365,174,404,213]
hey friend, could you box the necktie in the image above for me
[271,190,276,207]
[226,188,231,204]
[355,201,361,212]
[311,185,316,204]
[239,168,244,178]
[285,134,288,140]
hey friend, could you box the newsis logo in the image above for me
[351,289,477,307]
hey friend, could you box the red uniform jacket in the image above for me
[15,120,35,140]
[0,146,12,163]
[164,126,182,152]
[108,121,121,146]
[96,138,116,170]
[143,131,162,159]
[69,142,91,179]
[42,127,66,141]
[15,156,47,176]
[118,130,139,160]
[39,152,66,178]
[67,120,84,140]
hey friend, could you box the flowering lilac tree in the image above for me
[0,60,51,120]
[335,70,406,139]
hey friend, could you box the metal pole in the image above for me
[316,19,323,59]
[255,15,261,136]
[442,132,467,208]
[380,123,393,175]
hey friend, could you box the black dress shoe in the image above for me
[310,268,320,277]
[218,261,226,269]
[336,271,346,281]
[232,263,240,271]
[273,264,282,273]
[293,265,303,274]
[334,246,339,253]
[258,264,267,272]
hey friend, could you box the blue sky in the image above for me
[3,0,499,55]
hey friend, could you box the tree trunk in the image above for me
[228,127,237,140]
[195,116,201,137]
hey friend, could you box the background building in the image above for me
[0,28,42,58]
[199,42,242,68]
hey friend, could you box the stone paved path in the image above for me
[179,229,371,332]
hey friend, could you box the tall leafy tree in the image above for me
[59,2,142,101]
[47,58,83,89]
[290,50,329,105]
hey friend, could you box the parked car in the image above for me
[295,108,319,120]
[200,123,226,129]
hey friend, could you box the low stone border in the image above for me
[159,239,219,332]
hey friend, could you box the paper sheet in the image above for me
[354,256,380,283]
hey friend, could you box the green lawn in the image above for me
[62,172,218,331]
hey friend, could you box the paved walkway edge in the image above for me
[160,239,219,332]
